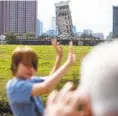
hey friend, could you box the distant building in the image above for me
[72,26,77,34]
[0,1,4,35]
[107,32,113,40]
[36,19,43,36]
[55,1,73,38]
[113,6,118,37]
[47,29,57,37]
[0,1,37,37]
[52,17,57,34]
[92,33,104,40]
[76,32,83,37]
[83,29,93,35]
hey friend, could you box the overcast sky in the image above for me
[38,0,118,36]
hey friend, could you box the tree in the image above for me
[23,32,35,39]
[5,32,17,44]
[80,33,87,39]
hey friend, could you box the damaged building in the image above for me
[55,1,73,39]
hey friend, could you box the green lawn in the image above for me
[0,45,91,103]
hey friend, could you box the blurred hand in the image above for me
[44,82,92,116]
[66,41,76,65]
[51,39,63,57]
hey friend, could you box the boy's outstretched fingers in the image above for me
[51,39,63,56]
[69,41,73,53]
[67,41,76,65]
[51,39,60,46]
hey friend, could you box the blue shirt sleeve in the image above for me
[31,76,44,83]
[7,80,33,104]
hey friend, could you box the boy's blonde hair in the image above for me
[11,46,38,75]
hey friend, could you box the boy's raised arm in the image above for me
[32,41,76,96]
[50,39,63,74]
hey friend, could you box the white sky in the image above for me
[38,0,118,36]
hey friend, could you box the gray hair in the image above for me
[79,40,118,116]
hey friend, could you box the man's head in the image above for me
[79,40,118,116]
[11,46,38,79]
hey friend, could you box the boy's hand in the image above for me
[66,41,76,65]
[51,39,63,57]
[50,39,63,74]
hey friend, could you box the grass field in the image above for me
[0,45,91,103]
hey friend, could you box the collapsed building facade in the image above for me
[55,1,73,39]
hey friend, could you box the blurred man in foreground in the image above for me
[45,40,118,116]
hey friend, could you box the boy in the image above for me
[6,41,76,116]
